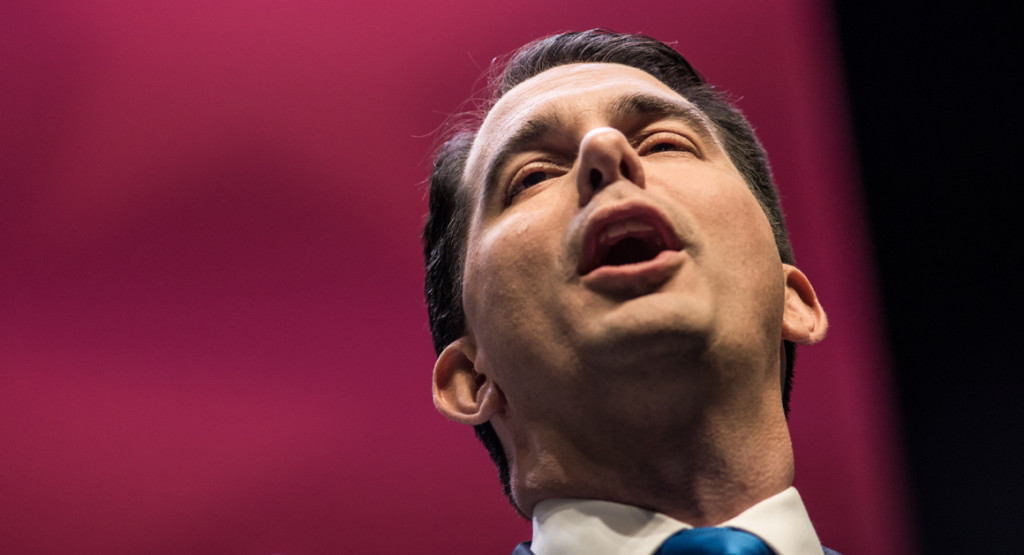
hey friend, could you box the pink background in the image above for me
[1,1,912,553]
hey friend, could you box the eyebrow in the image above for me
[480,92,716,199]
[612,93,716,144]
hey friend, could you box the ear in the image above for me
[781,264,829,345]
[432,338,505,425]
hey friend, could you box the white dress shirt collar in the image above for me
[530,487,823,555]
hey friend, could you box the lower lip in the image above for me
[580,249,686,295]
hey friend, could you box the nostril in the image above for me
[589,168,603,189]
[620,161,631,181]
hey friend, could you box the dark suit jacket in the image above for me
[511,541,842,554]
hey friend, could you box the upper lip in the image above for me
[578,201,683,275]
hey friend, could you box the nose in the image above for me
[576,127,645,205]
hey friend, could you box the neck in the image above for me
[503,392,794,525]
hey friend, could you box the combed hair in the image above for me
[423,29,797,515]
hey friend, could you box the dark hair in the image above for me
[423,29,797,514]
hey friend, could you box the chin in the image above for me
[573,296,715,372]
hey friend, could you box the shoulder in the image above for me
[511,541,534,555]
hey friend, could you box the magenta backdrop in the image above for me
[1,1,912,553]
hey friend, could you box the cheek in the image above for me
[664,170,782,294]
[462,211,565,342]
[720,193,777,257]
[684,171,777,255]
[710,188,786,321]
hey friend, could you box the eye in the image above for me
[638,132,699,157]
[648,142,680,154]
[521,169,553,188]
[507,162,564,202]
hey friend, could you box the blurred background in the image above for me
[2,0,1017,553]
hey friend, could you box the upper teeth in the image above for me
[600,219,655,243]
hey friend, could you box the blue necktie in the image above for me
[654,527,776,555]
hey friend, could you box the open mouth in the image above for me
[580,208,681,275]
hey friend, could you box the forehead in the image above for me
[465,63,702,186]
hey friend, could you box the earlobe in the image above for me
[780,265,829,345]
[432,338,504,425]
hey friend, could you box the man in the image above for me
[423,30,835,554]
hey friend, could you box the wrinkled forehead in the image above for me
[463,63,706,192]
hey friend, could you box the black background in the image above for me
[834,2,1021,552]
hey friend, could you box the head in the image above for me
[423,30,825,514]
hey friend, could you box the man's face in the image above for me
[459,63,788,432]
